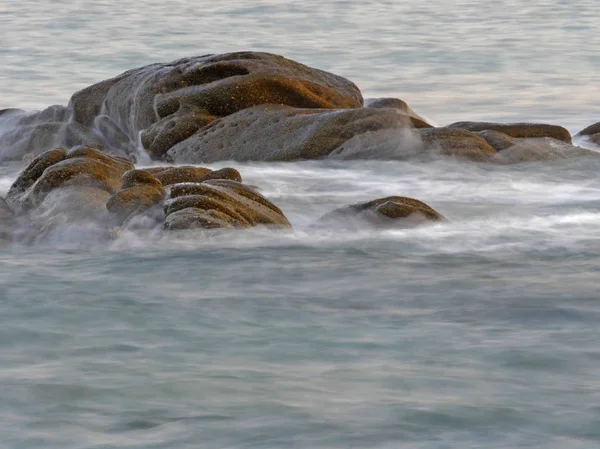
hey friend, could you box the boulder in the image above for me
[165,105,430,163]
[68,52,364,158]
[7,145,133,211]
[315,196,444,230]
[447,121,572,143]
[164,179,291,230]
[329,127,496,162]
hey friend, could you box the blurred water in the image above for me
[2,1,600,448]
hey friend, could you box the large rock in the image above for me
[164,179,291,230]
[68,52,364,158]
[329,127,496,162]
[165,105,430,163]
[7,145,133,211]
[447,121,572,143]
[315,196,444,230]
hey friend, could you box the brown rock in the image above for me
[166,105,429,163]
[316,196,444,229]
[418,128,497,161]
[8,145,133,211]
[447,121,572,143]
[69,52,364,158]
[164,179,291,230]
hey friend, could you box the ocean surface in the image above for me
[2,1,600,448]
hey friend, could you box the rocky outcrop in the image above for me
[447,121,572,143]
[68,52,364,157]
[316,196,444,230]
[165,105,430,163]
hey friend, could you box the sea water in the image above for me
[2,1,600,448]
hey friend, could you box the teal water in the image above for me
[2,1,600,448]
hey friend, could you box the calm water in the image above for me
[2,1,600,448]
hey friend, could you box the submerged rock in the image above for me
[316,196,444,230]
[166,105,429,163]
[447,121,572,143]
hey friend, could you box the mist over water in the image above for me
[3,1,600,448]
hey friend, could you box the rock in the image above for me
[7,145,133,211]
[418,128,497,161]
[164,179,291,230]
[316,196,444,230]
[69,52,364,158]
[447,121,572,143]
[366,97,431,127]
[165,105,429,163]
[491,137,598,164]
[329,127,496,161]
